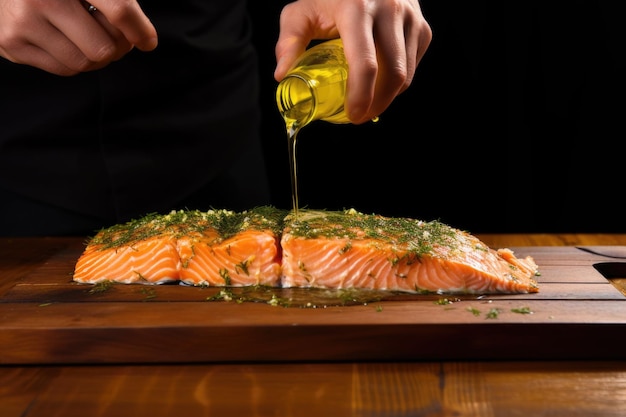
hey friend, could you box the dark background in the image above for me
[248,1,625,233]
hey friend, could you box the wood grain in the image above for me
[2,236,626,416]
[476,233,626,247]
[2,361,626,417]
[1,238,625,364]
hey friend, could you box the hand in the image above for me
[0,0,158,76]
[274,0,432,125]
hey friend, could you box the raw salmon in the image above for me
[73,233,180,284]
[280,209,539,294]
[73,208,284,286]
[73,207,539,294]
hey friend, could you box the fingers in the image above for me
[89,10,134,62]
[348,1,432,123]
[45,2,134,69]
[408,2,433,75]
[0,0,157,75]
[274,0,432,125]
[4,42,78,76]
[341,0,432,124]
[274,2,325,82]
[87,0,157,52]
[334,6,379,124]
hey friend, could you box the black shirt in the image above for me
[0,1,270,236]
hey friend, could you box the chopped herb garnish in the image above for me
[207,289,234,302]
[485,308,501,319]
[77,207,539,306]
[235,259,251,276]
[511,306,533,314]
[267,294,290,307]
[284,209,460,260]
[140,287,157,300]
[219,268,232,286]
[467,306,481,316]
[85,206,287,251]
[89,280,114,294]
[339,241,352,254]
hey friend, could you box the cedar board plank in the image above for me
[0,242,625,364]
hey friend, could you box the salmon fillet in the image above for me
[73,207,539,294]
[280,209,539,294]
[73,233,180,284]
[73,208,283,287]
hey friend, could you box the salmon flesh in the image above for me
[73,207,539,294]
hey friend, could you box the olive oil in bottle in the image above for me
[276,38,350,218]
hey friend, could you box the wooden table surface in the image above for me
[2,234,626,417]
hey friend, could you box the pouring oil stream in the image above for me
[276,39,378,219]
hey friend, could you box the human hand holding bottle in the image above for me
[274,0,432,125]
[0,0,158,76]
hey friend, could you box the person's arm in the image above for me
[0,0,157,76]
[274,0,432,125]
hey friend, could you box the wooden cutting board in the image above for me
[1,237,625,365]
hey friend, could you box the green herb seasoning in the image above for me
[86,207,468,263]
[284,208,464,260]
[140,287,157,300]
[88,280,114,294]
[78,206,538,306]
[485,308,501,319]
[436,298,454,305]
[467,306,481,316]
[86,206,288,251]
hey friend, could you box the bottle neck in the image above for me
[276,74,317,129]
